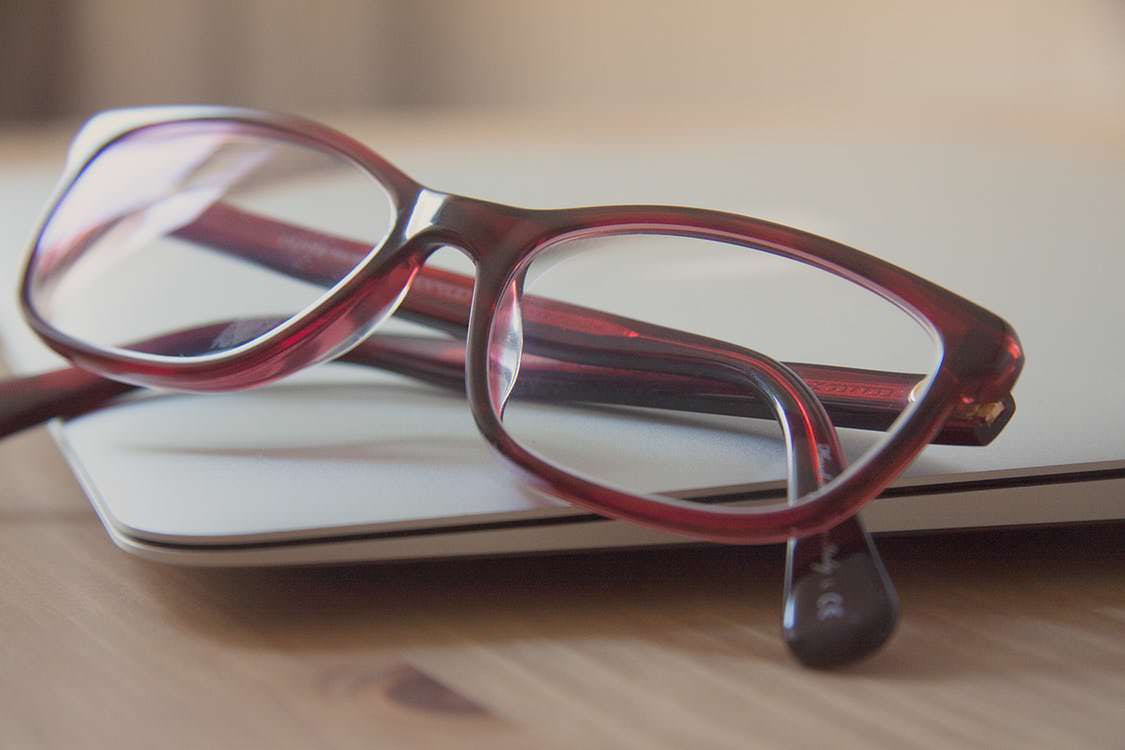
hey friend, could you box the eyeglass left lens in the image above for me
[26,121,395,358]
[487,231,941,530]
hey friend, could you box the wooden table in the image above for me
[1,114,1123,748]
[2,419,1123,748]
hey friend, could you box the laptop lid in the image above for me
[2,132,1122,564]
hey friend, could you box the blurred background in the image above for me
[2,0,1123,139]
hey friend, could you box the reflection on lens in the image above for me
[491,233,940,501]
[28,122,395,357]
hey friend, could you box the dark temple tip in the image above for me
[782,517,900,669]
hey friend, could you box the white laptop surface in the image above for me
[2,133,1122,565]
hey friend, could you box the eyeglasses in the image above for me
[3,107,1023,668]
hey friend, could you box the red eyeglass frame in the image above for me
[17,106,1024,545]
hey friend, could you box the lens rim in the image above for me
[485,230,942,496]
[469,214,1022,543]
[20,107,424,392]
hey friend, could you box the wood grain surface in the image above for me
[1,419,1123,749]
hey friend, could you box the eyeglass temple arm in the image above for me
[0,329,879,434]
[0,316,897,669]
[571,322,897,668]
[172,204,1010,446]
[0,204,1005,444]
[1,321,999,449]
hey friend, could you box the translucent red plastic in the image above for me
[15,107,1025,547]
[175,203,1014,446]
[17,195,1014,445]
[6,107,1031,669]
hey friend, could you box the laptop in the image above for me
[2,133,1122,565]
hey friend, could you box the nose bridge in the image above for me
[405,188,549,266]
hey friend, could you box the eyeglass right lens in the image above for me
[27,121,396,359]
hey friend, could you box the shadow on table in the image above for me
[130,522,1125,679]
